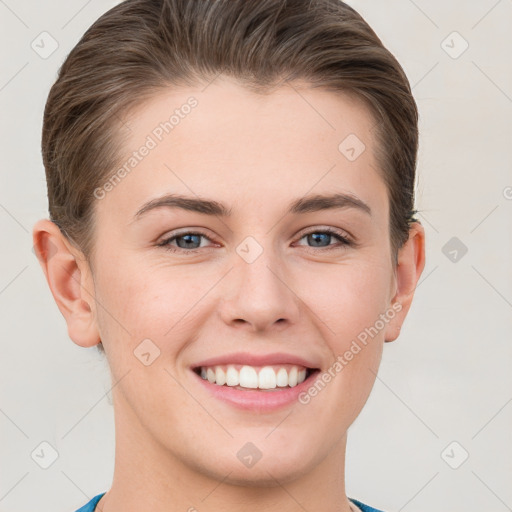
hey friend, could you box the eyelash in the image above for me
[157,228,353,254]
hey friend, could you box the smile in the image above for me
[194,364,313,390]
[191,358,322,412]
[190,352,322,411]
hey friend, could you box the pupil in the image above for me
[309,233,329,247]
[179,234,200,249]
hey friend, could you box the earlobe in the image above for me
[32,219,101,348]
[384,221,426,342]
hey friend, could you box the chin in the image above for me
[193,438,322,487]
[208,458,314,488]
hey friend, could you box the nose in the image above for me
[218,247,301,333]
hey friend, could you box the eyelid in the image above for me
[296,225,353,242]
[157,227,214,243]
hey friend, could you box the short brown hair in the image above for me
[42,0,419,265]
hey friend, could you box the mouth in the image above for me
[190,352,322,411]
[192,364,321,392]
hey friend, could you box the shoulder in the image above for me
[350,497,387,512]
[73,492,106,512]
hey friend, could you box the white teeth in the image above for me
[215,367,226,386]
[239,366,259,388]
[226,365,239,386]
[288,366,298,387]
[197,364,311,389]
[258,366,277,389]
[276,367,288,387]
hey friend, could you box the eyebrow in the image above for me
[133,191,372,221]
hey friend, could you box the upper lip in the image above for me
[192,352,320,370]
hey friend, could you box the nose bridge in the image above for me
[219,235,299,330]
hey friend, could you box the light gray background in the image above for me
[1,1,511,511]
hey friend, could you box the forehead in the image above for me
[95,77,388,224]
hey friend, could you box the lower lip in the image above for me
[192,370,320,412]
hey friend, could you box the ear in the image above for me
[384,221,426,342]
[32,219,100,348]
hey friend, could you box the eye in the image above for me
[295,228,352,250]
[157,231,214,253]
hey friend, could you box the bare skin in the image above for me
[33,76,425,512]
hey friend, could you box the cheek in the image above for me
[93,259,210,357]
[308,259,393,345]
[311,262,389,417]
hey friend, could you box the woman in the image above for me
[32,1,425,510]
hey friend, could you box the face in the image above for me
[65,78,410,484]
